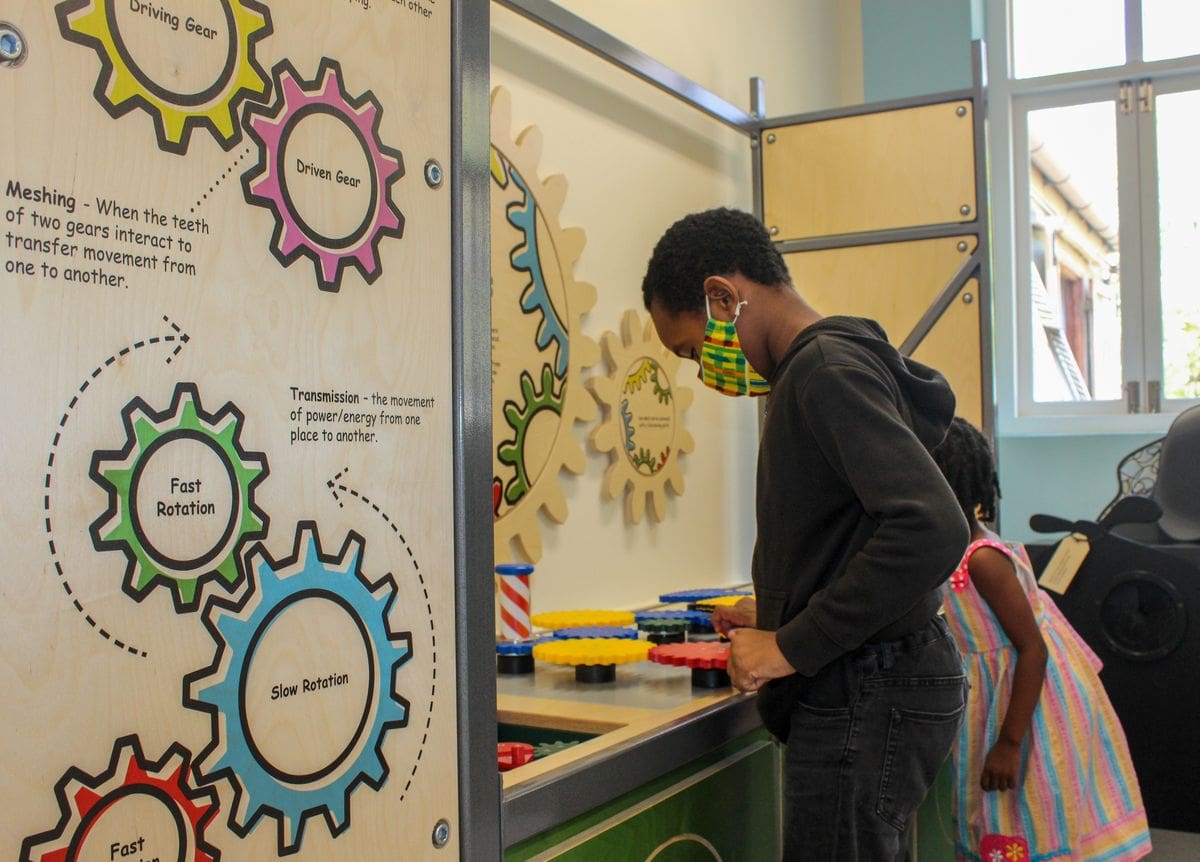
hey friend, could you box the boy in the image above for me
[643,208,968,860]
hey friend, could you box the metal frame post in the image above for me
[453,0,500,857]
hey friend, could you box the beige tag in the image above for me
[1039,533,1090,594]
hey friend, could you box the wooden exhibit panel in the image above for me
[1,2,459,859]
[762,101,977,240]
[783,237,975,343]
[911,278,984,428]
[490,87,600,564]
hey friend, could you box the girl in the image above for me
[932,418,1151,861]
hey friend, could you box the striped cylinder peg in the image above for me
[496,563,533,641]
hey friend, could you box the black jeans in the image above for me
[781,616,966,861]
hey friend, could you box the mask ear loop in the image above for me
[732,300,750,389]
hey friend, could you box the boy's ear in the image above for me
[703,275,740,315]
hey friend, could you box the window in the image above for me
[998,0,1200,426]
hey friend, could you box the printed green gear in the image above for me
[90,383,268,612]
[497,363,565,507]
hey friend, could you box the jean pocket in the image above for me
[875,700,965,831]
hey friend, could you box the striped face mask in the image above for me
[700,297,771,397]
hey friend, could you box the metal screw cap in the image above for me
[424,159,444,189]
[0,23,27,67]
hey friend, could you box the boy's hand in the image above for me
[725,627,795,692]
[711,597,757,635]
[980,739,1022,792]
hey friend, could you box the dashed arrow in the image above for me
[43,315,191,658]
[328,467,437,802]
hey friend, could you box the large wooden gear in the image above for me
[490,88,601,563]
[588,310,695,523]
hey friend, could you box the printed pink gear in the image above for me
[243,58,404,291]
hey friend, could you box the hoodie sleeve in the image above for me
[773,360,969,677]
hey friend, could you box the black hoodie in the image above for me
[753,316,968,690]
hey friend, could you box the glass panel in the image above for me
[1155,89,1200,401]
[1143,0,1200,62]
[1012,0,1125,79]
[1027,101,1122,402]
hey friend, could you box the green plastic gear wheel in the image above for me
[90,383,268,612]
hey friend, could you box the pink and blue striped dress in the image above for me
[941,536,1151,862]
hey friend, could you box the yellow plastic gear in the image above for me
[530,609,635,630]
[588,309,695,523]
[490,87,601,563]
[57,0,271,153]
[694,594,755,610]
[533,637,652,667]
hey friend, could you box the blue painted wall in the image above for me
[858,0,1163,545]
[861,0,980,101]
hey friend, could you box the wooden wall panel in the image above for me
[763,101,976,240]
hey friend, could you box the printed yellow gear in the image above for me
[490,86,600,562]
[588,310,695,523]
[56,0,271,153]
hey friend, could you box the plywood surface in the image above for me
[784,237,975,344]
[912,279,984,427]
[763,101,976,240]
[1,1,457,858]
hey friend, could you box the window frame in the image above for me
[988,0,1200,435]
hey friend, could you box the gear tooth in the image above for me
[542,483,568,523]
[627,488,647,523]
[516,523,543,563]
[515,125,543,167]
[539,174,568,214]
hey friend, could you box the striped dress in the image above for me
[942,536,1152,862]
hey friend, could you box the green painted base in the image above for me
[505,731,778,861]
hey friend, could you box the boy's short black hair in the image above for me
[641,207,791,313]
[932,417,1001,523]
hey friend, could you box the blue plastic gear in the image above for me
[496,636,556,656]
[186,522,411,854]
[506,165,569,377]
[658,588,751,603]
[552,626,638,640]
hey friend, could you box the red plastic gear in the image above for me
[648,641,730,670]
[497,742,535,772]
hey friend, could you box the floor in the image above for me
[1148,829,1200,859]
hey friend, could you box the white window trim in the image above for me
[987,0,1200,436]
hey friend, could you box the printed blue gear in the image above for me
[186,522,411,855]
[506,165,570,377]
